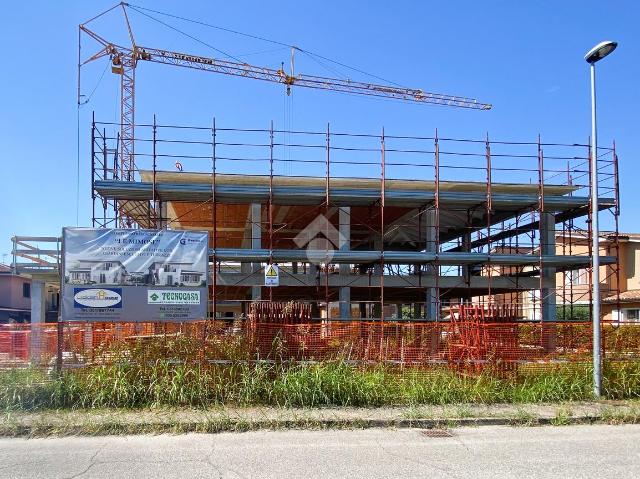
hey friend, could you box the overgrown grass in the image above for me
[2,334,638,410]
[1,359,639,411]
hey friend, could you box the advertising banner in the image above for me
[61,228,209,322]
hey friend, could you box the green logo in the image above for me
[150,293,159,301]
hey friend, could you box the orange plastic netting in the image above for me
[1,320,638,369]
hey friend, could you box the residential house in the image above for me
[0,264,58,323]
[67,260,127,285]
[601,233,640,322]
[481,232,638,322]
[148,262,204,287]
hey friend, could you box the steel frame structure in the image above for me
[90,117,621,324]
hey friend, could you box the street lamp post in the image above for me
[584,40,617,398]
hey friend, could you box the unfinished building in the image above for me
[90,117,621,323]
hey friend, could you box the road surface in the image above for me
[1,424,638,478]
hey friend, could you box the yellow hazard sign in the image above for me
[265,265,277,276]
[265,264,279,286]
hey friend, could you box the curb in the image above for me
[0,414,614,437]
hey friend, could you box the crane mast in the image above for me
[79,2,491,185]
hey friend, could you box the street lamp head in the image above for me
[585,41,618,64]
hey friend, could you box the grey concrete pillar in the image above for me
[540,212,557,321]
[311,299,320,319]
[368,237,384,319]
[251,203,262,301]
[373,238,382,275]
[241,208,252,274]
[339,207,351,319]
[425,289,438,321]
[540,212,557,352]
[156,201,168,229]
[372,302,382,320]
[424,209,438,321]
[461,231,472,283]
[424,208,440,349]
[30,280,46,365]
[373,231,383,319]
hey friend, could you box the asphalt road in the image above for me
[1,424,639,478]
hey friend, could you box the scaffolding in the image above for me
[90,116,621,325]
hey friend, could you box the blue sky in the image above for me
[1,0,637,262]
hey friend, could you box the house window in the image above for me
[626,309,640,322]
[181,273,200,283]
[566,268,589,286]
[22,283,30,298]
[71,272,90,282]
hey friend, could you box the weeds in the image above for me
[551,406,573,426]
[2,336,640,411]
[2,360,640,411]
[599,403,640,424]
[511,408,537,426]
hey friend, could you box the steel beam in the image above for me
[93,180,614,212]
[211,248,615,267]
[215,272,553,289]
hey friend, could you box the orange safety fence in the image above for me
[2,320,640,370]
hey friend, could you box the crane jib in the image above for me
[130,46,491,110]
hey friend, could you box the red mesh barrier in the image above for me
[1,320,639,370]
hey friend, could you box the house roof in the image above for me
[151,261,193,266]
[556,232,640,243]
[76,260,124,264]
[0,306,30,313]
[0,264,24,277]
[489,246,535,254]
[619,233,640,242]
[603,290,640,304]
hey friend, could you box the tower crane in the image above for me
[79,2,491,182]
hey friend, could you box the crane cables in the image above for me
[124,3,404,88]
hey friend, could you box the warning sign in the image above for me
[265,264,279,287]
